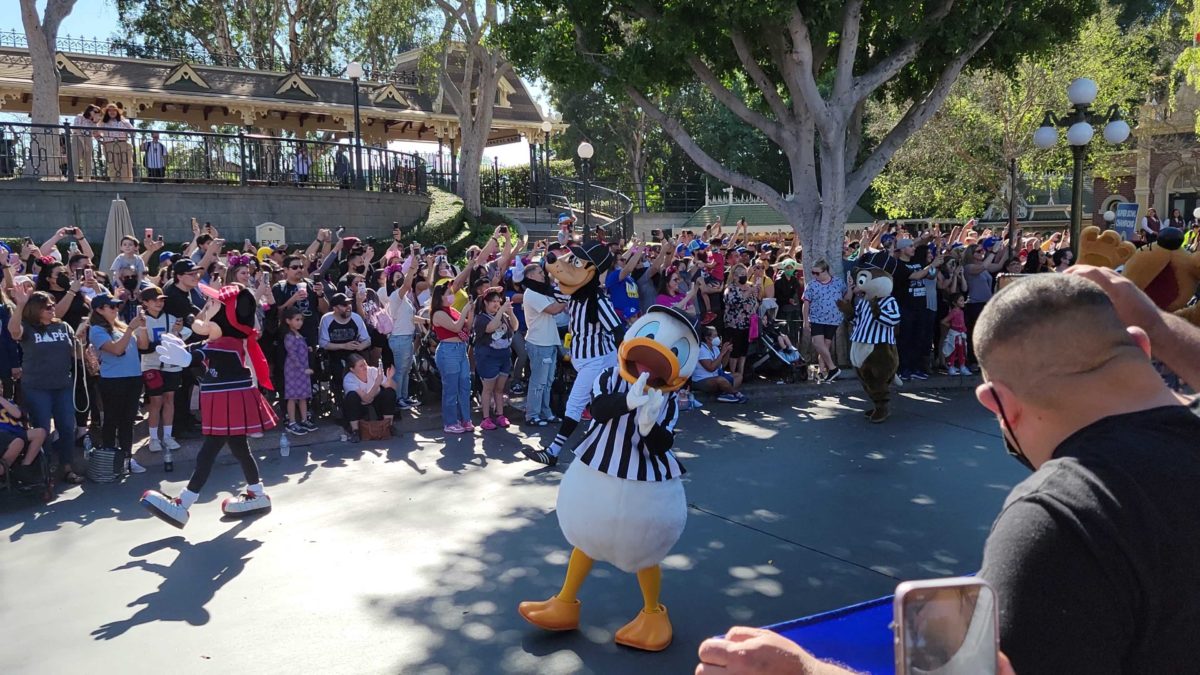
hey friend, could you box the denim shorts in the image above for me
[475,346,512,380]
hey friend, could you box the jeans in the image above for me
[434,341,472,425]
[24,386,76,466]
[343,391,396,423]
[525,343,558,420]
[99,376,143,460]
[388,333,414,402]
[898,305,934,374]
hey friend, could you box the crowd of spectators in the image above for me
[0,215,1179,489]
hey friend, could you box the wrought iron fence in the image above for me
[0,121,426,194]
[545,176,633,240]
[0,30,422,86]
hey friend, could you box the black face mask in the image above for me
[121,277,139,291]
[56,273,70,289]
[989,385,1035,472]
[353,264,366,274]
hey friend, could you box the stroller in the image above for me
[747,318,806,383]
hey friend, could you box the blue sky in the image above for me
[0,1,548,166]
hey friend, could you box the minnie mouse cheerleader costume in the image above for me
[141,284,279,528]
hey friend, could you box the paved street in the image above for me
[2,385,1024,674]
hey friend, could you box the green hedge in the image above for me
[480,159,576,208]
[415,188,521,263]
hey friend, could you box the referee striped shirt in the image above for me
[568,295,621,360]
[575,367,684,481]
[850,296,900,344]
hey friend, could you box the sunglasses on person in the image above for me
[288,265,304,270]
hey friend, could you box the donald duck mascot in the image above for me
[518,303,700,652]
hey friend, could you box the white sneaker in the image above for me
[221,491,271,516]
[148,439,163,453]
[162,436,181,450]
[949,367,961,376]
[127,458,147,474]
[140,490,190,529]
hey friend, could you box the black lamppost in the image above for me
[540,119,553,206]
[347,61,365,190]
[577,140,594,232]
[1032,77,1130,260]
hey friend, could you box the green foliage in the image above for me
[1171,0,1200,132]
[418,187,520,261]
[481,160,575,208]
[870,3,1177,219]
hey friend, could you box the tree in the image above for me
[429,0,511,217]
[20,0,77,125]
[502,0,1135,275]
[871,3,1173,219]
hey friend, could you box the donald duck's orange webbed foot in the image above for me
[614,604,673,652]
[518,596,581,632]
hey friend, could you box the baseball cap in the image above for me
[158,251,174,264]
[91,293,122,310]
[173,259,200,275]
[139,285,166,302]
[897,238,914,249]
[330,292,351,306]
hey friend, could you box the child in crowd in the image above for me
[472,289,518,430]
[282,307,315,435]
[139,286,183,453]
[0,394,46,482]
[109,235,147,280]
[941,293,968,375]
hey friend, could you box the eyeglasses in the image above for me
[288,265,304,270]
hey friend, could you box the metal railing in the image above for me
[0,121,426,194]
[544,176,633,240]
[0,30,421,86]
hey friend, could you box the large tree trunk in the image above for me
[20,0,75,179]
[457,126,486,216]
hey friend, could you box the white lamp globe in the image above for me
[1193,206,1200,219]
[1066,121,1094,146]
[347,61,364,79]
[541,120,553,133]
[577,141,594,160]
[1103,210,1116,223]
[1033,125,1059,149]
[1067,78,1098,106]
[1103,119,1130,144]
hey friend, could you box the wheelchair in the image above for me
[0,437,53,503]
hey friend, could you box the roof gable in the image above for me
[275,73,318,101]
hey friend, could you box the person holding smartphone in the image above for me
[89,294,147,473]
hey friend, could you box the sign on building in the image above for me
[256,222,286,246]
[1113,203,1140,241]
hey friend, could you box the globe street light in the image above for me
[1033,77,1129,259]
[538,119,553,206]
[577,141,595,232]
[347,61,365,190]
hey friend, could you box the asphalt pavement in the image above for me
[0,379,1025,674]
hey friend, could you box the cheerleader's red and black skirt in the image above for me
[200,387,279,436]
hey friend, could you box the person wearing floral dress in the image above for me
[282,308,315,435]
[722,264,759,384]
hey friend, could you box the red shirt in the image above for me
[433,308,467,341]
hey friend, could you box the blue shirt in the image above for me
[90,325,142,378]
[605,268,640,319]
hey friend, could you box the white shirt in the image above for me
[342,367,379,398]
[691,342,720,381]
[387,288,417,336]
[522,289,561,347]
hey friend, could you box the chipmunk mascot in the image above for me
[1076,225,1200,326]
[518,304,700,652]
[522,240,620,467]
[839,266,901,423]
[140,283,278,528]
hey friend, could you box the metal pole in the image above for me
[1071,143,1086,262]
[1008,157,1017,231]
[528,141,537,207]
[63,121,75,183]
[238,130,247,186]
[583,159,592,233]
[351,76,363,190]
[450,139,458,194]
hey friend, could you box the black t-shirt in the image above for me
[979,400,1200,675]
[48,288,88,328]
[163,281,203,321]
[272,281,320,345]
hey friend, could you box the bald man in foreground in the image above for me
[696,268,1200,675]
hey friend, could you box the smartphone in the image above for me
[894,577,998,675]
[84,269,95,282]
[145,228,154,240]
[498,225,509,235]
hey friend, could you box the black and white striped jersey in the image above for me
[849,296,901,344]
[567,294,621,360]
[574,366,684,482]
